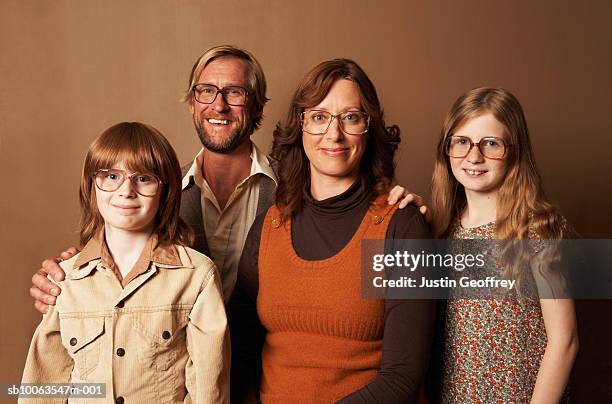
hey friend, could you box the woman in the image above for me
[431,88,578,403]
[229,59,435,403]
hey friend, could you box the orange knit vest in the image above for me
[257,195,397,403]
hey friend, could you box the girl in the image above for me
[431,87,578,403]
[21,122,229,403]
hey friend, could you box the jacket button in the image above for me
[69,337,77,346]
[116,300,125,308]
[115,397,124,404]
[373,215,383,224]
[116,348,125,357]
[162,330,171,340]
[271,218,280,228]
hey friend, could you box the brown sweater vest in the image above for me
[257,196,397,403]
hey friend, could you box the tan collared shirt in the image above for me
[20,233,230,403]
[181,142,277,301]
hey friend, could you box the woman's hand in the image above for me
[30,248,77,313]
[387,185,431,222]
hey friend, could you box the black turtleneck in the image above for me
[229,181,435,404]
[293,179,372,260]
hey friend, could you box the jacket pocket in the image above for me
[132,308,190,371]
[60,316,105,380]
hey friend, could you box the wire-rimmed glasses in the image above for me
[93,169,161,196]
[301,110,370,135]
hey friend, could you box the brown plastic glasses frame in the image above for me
[300,110,370,135]
[191,83,249,106]
[445,135,512,160]
[93,169,162,197]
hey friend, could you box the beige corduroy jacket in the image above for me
[20,234,230,404]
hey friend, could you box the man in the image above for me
[178,46,277,300]
[30,45,425,312]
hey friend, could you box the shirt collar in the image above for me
[181,141,277,191]
[249,141,277,184]
[73,230,182,275]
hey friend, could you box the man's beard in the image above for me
[194,116,253,154]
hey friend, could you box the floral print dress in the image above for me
[440,221,560,404]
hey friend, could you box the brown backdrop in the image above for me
[1,0,610,402]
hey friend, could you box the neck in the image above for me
[104,225,152,277]
[462,189,498,228]
[310,172,358,201]
[201,140,252,210]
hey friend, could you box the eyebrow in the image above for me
[454,134,508,139]
[451,135,510,144]
[305,107,365,113]
[195,82,247,88]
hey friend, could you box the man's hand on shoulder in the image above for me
[31,247,78,314]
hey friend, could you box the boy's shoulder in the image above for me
[172,245,222,289]
[174,245,218,273]
[52,253,102,311]
[58,253,82,271]
[56,252,98,282]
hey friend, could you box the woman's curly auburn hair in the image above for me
[271,58,400,221]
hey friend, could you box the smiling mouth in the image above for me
[463,169,487,176]
[207,118,230,125]
[319,147,349,156]
[113,205,139,210]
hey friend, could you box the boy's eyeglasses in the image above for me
[93,169,161,197]
[445,135,511,160]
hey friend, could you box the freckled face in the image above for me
[449,113,510,197]
[302,79,367,183]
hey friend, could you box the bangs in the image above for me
[85,123,166,177]
[297,75,374,119]
[296,72,339,110]
[295,61,380,121]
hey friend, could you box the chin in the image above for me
[109,221,146,232]
[462,183,501,195]
[324,163,360,176]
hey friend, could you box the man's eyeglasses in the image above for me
[445,135,511,160]
[301,110,370,135]
[191,84,249,106]
[93,169,161,197]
